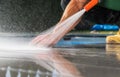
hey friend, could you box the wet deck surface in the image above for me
[0,33,120,77]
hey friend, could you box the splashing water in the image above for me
[0,36,82,77]
[49,9,86,44]
[32,9,86,46]
[0,9,86,77]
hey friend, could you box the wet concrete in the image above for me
[0,33,120,77]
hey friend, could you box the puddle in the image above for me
[0,33,120,77]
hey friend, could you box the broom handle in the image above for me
[84,0,99,11]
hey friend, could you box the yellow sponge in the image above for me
[106,30,120,44]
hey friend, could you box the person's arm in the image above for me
[53,0,88,32]
[54,0,99,32]
[59,0,88,23]
[60,0,99,22]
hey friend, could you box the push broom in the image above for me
[31,0,99,47]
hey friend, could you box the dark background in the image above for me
[0,0,62,32]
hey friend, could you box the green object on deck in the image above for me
[99,0,120,11]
